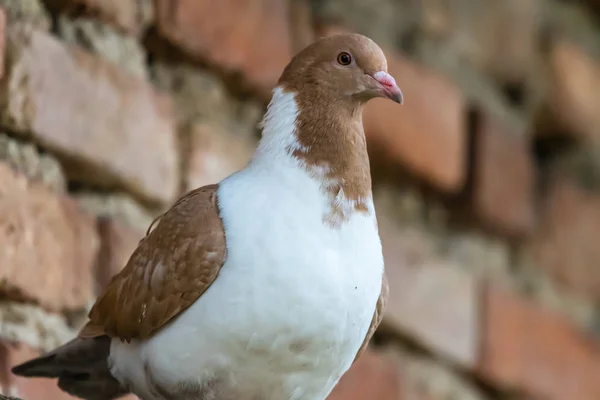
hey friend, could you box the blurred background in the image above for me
[0,0,599,399]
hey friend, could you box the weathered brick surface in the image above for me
[365,53,466,192]
[185,123,256,192]
[327,350,401,400]
[543,39,600,142]
[472,113,535,236]
[0,24,179,205]
[151,63,263,142]
[43,0,153,35]
[75,192,155,234]
[0,162,98,311]
[529,170,600,300]
[0,302,75,356]
[377,218,478,368]
[311,0,411,50]
[0,0,51,30]
[95,217,143,294]
[384,262,478,368]
[399,350,486,400]
[56,16,149,80]
[0,341,77,399]
[151,63,233,124]
[0,133,66,192]
[418,0,541,84]
[479,284,600,400]
[154,0,292,96]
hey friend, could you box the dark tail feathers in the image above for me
[11,336,128,400]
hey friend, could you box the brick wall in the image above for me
[1,0,600,399]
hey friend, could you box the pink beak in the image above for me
[371,71,403,104]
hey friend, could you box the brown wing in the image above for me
[353,271,389,363]
[79,184,227,342]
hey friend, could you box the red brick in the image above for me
[365,53,466,192]
[0,162,98,311]
[0,341,77,399]
[529,173,600,300]
[327,350,401,400]
[154,0,292,97]
[542,39,600,142]
[321,27,466,192]
[478,284,600,400]
[1,24,179,205]
[472,113,535,236]
[43,0,153,35]
[379,222,478,368]
[95,217,143,295]
[384,264,478,368]
[363,56,466,192]
[185,123,255,192]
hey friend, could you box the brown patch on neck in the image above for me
[284,86,373,227]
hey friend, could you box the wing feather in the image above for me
[80,184,227,342]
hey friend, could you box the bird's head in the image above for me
[278,33,403,107]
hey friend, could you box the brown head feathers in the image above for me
[279,33,403,107]
[272,33,403,227]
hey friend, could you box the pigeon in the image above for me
[11,32,402,400]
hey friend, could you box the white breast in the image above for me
[108,88,385,400]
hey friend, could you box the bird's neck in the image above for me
[251,86,374,227]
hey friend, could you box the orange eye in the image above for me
[337,52,352,66]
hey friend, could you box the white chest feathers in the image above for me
[108,87,385,400]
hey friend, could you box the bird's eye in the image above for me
[337,52,352,66]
